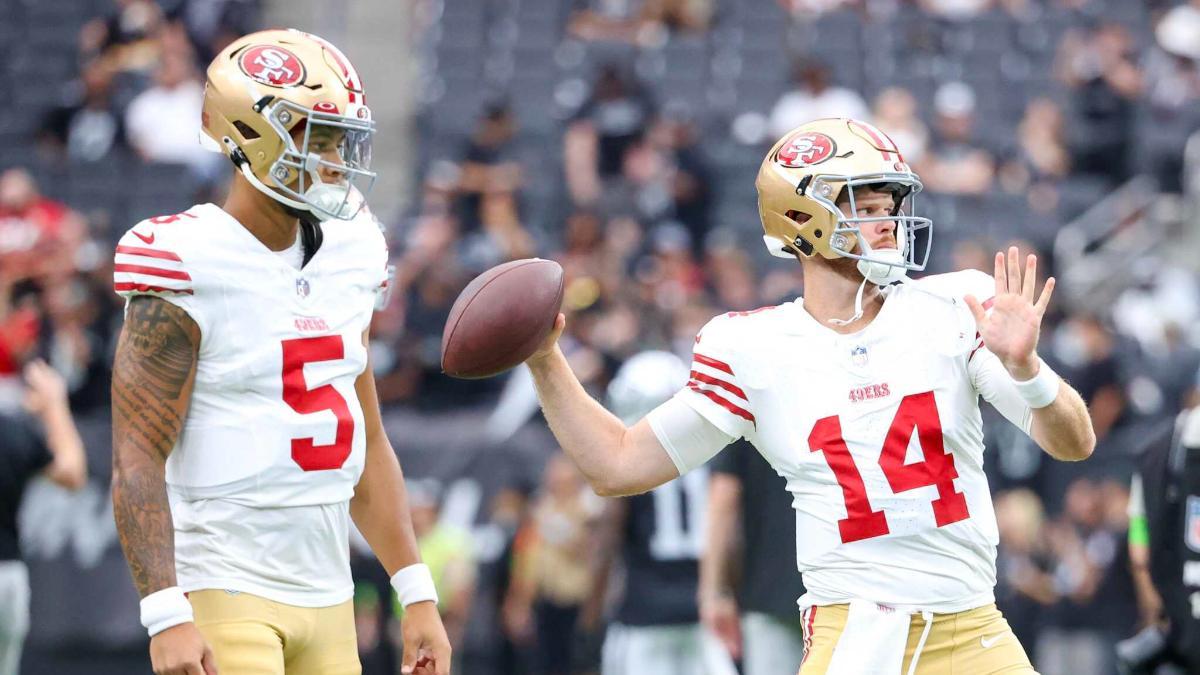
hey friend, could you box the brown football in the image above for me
[441,258,564,379]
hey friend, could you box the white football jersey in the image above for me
[670,270,1032,613]
[113,202,388,606]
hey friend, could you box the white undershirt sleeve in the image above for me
[645,395,736,475]
[969,348,1033,435]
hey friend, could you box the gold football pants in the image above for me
[799,603,1036,674]
[188,589,360,675]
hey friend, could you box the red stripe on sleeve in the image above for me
[688,383,755,424]
[114,282,194,295]
[693,353,734,376]
[115,245,182,262]
[114,263,192,281]
[690,370,747,400]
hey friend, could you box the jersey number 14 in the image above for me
[808,391,969,544]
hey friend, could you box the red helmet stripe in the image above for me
[849,120,904,163]
[301,32,364,104]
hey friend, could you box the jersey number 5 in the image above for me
[282,336,354,471]
[808,391,969,543]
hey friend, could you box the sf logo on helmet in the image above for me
[239,45,306,87]
[777,131,836,168]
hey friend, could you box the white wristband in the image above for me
[391,563,439,607]
[140,586,194,637]
[1012,359,1060,409]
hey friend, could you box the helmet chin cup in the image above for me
[304,182,358,221]
[857,247,909,285]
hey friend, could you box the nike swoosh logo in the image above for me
[980,633,1008,649]
[132,231,155,245]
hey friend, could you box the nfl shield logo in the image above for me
[851,345,869,367]
[296,277,310,298]
[1186,496,1200,553]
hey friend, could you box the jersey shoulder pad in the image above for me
[340,207,390,292]
[112,207,208,299]
[911,269,995,305]
[698,304,787,352]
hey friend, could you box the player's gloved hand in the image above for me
[400,600,452,675]
[700,592,743,659]
[964,246,1055,381]
[149,622,217,675]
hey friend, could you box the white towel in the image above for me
[826,600,913,674]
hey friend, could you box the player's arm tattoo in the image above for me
[110,296,200,597]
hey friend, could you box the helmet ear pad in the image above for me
[780,209,860,259]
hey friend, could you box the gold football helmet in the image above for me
[200,29,375,221]
[755,118,931,283]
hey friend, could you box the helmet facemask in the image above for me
[830,176,932,285]
[768,164,933,285]
[263,99,376,222]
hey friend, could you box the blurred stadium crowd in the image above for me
[2,0,1200,673]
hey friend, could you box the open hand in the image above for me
[964,247,1055,380]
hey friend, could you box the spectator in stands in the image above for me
[1000,98,1071,213]
[703,239,759,312]
[777,0,854,17]
[39,275,114,416]
[700,441,807,675]
[38,59,126,163]
[870,86,929,165]
[0,360,88,675]
[1140,3,1200,192]
[918,81,997,195]
[918,0,992,20]
[1050,313,1125,445]
[164,0,263,63]
[79,0,167,73]
[994,489,1058,659]
[565,64,656,206]
[454,102,523,231]
[604,136,675,226]
[568,0,712,45]
[1037,477,1137,675]
[1055,21,1142,185]
[646,106,713,258]
[479,191,536,263]
[383,212,494,408]
[0,169,86,291]
[123,48,216,174]
[767,58,868,139]
[0,281,40,401]
[503,454,599,675]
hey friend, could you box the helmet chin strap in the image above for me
[828,248,910,327]
[828,276,870,327]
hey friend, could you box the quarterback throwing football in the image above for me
[525,118,1094,674]
[110,30,450,675]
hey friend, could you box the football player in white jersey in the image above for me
[110,30,450,675]
[523,118,1095,674]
